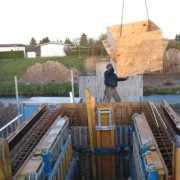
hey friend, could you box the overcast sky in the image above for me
[1,0,179,44]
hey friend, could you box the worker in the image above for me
[104,63,128,102]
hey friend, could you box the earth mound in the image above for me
[20,61,81,84]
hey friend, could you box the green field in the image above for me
[0,56,86,82]
[0,56,86,96]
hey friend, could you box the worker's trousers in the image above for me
[104,87,121,102]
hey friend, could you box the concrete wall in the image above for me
[79,61,143,102]
[79,75,143,102]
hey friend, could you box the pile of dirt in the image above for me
[84,56,109,75]
[163,48,180,74]
[20,61,81,84]
[144,48,180,88]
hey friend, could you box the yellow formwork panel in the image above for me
[145,151,165,179]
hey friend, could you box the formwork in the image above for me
[59,101,147,179]
[1,97,179,179]
[103,20,168,77]
[14,116,74,180]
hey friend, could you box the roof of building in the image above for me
[37,42,69,47]
[0,44,26,47]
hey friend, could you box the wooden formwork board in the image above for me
[59,102,148,126]
[103,20,167,77]
[173,143,180,179]
[0,140,12,180]
[97,102,148,125]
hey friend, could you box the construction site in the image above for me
[1,1,180,179]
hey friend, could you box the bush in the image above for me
[0,51,24,59]
[0,83,79,96]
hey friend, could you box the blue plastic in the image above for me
[148,171,158,180]
[42,152,51,174]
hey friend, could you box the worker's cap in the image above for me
[106,63,112,69]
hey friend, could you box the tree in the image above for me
[64,37,72,45]
[79,33,88,47]
[175,34,180,42]
[72,38,80,47]
[39,37,50,44]
[30,37,37,46]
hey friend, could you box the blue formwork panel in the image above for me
[21,97,82,122]
[71,126,89,148]
[22,104,40,122]
[36,117,69,171]
[71,125,132,149]
[116,125,132,148]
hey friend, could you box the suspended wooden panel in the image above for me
[102,20,168,77]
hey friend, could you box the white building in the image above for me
[27,51,36,58]
[38,42,67,57]
[0,44,26,57]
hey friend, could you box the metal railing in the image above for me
[0,114,22,139]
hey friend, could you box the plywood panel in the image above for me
[103,20,167,77]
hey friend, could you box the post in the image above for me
[69,92,73,103]
[14,76,20,115]
[78,46,81,58]
[71,70,74,103]
[86,88,97,179]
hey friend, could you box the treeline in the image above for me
[26,33,108,56]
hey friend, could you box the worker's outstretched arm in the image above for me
[117,77,129,81]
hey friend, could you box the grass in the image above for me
[0,55,86,82]
[154,87,180,94]
[0,82,79,96]
[0,55,86,96]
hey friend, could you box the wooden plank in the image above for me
[173,146,180,179]
[3,141,12,179]
[145,151,164,170]
[85,88,97,180]
[18,158,42,177]
[133,113,155,147]
[102,156,114,180]
[0,141,5,180]
[104,19,167,77]
[0,140,12,180]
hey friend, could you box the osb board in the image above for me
[107,20,160,39]
[145,151,164,170]
[104,20,167,77]
[115,40,165,77]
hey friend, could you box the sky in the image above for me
[1,0,180,45]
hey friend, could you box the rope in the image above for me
[144,0,149,20]
[119,0,150,37]
[119,0,125,37]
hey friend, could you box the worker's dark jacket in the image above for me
[104,67,127,88]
